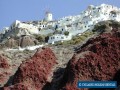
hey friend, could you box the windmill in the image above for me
[44,6,53,21]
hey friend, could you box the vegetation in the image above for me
[37,35,45,42]
[54,41,63,46]
[110,11,116,15]
[54,31,94,46]
[35,20,120,46]
[54,30,62,34]
[47,33,53,37]
[92,24,106,32]
[34,34,46,42]
[64,31,69,36]
[34,33,54,43]
[67,31,94,45]
[92,20,120,33]
[109,20,120,28]
[23,49,31,54]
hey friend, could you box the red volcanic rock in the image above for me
[0,55,11,87]
[0,56,10,69]
[2,83,28,90]
[3,48,57,90]
[61,30,120,90]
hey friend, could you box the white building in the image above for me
[48,34,72,44]
[1,4,120,44]
[1,27,9,34]
[45,11,53,21]
[10,20,39,34]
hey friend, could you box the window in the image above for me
[98,7,101,9]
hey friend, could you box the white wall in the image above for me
[48,34,72,44]
[45,13,53,21]
[17,23,39,34]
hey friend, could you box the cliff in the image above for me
[60,29,120,90]
[2,48,57,90]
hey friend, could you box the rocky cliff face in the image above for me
[5,38,18,48]
[2,48,57,90]
[60,29,120,90]
[19,35,37,47]
[1,25,120,90]
[0,55,11,87]
[1,35,38,48]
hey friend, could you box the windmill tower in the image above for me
[44,7,53,21]
[45,11,53,21]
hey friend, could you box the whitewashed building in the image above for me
[1,4,120,44]
[45,11,53,21]
[10,20,39,34]
[48,34,72,44]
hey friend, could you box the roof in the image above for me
[45,11,52,14]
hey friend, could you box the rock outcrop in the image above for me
[19,35,37,47]
[2,83,28,90]
[0,55,11,87]
[60,29,120,90]
[5,38,18,48]
[2,47,57,90]
[2,35,38,48]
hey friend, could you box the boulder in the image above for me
[60,29,120,90]
[19,35,36,47]
[5,38,18,48]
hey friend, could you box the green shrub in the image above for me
[23,49,30,54]
[62,31,93,45]
[52,31,94,46]
[55,41,63,46]
[47,33,53,37]
[53,29,62,34]
[64,31,69,36]
[92,24,106,32]
[35,35,45,42]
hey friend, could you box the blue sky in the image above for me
[0,0,120,30]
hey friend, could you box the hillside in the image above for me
[0,4,120,49]
[0,19,119,90]
[0,3,120,90]
[59,25,120,90]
